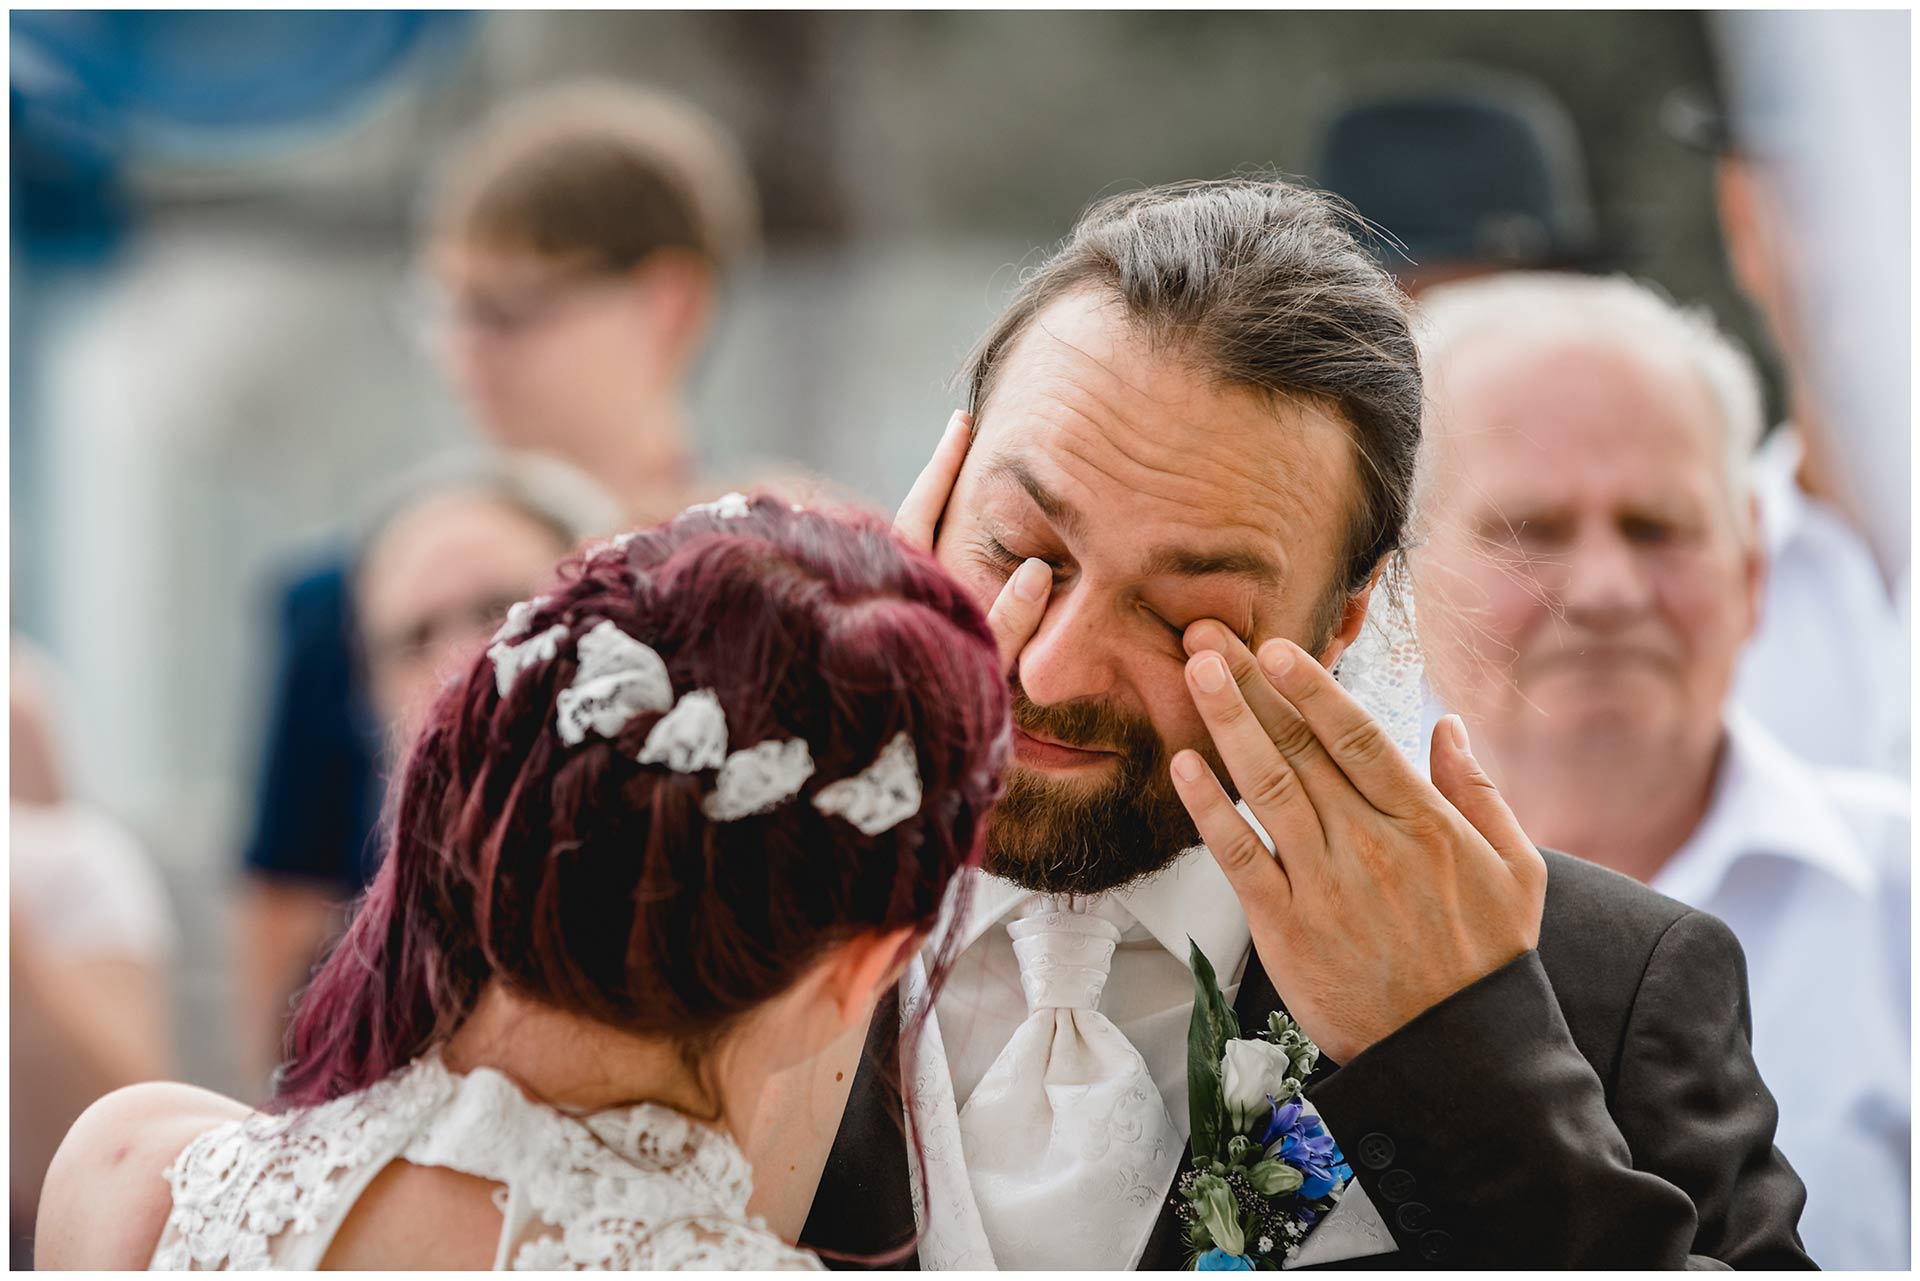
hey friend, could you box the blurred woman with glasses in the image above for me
[237,452,619,1091]
[234,81,763,1093]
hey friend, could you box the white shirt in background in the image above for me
[1653,708,1910,1272]
[1736,427,1910,778]
[10,802,177,962]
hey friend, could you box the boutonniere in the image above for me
[1177,943,1352,1270]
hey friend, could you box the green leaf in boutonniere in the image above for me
[1187,939,1241,1163]
[1247,1159,1304,1197]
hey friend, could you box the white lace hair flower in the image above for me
[701,738,815,822]
[554,620,675,746]
[685,491,752,520]
[638,689,729,772]
[813,731,923,835]
[490,596,550,647]
[489,624,569,697]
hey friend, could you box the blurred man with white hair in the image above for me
[1410,272,1908,1270]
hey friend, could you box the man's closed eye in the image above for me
[979,532,1064,577]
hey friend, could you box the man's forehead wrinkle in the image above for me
[1049,424,1284,554]
[990,297,1310,497]
[1014,395,1328,593]
[1024,301,1241,437]
[1038,377,1297,515]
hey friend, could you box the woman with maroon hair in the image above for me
[34,496,1017,1270]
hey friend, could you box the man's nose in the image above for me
[1558,528,1653,623]
[1014,582,1121,707]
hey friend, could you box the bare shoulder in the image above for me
[35,1080,253,1269]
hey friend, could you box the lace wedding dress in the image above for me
[148,1050,821,1270]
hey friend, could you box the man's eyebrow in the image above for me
[981,453,1084,535]
[1140,543,1285,585]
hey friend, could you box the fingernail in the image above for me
[1450,715,1472,755]
[1013,557,1050,601]
[1172,750,1204,782]
[1185,623,1233,660]
[1258,641,1292,679]
[945,409,966,436]
[1191,653,1228,693]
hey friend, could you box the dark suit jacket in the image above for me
[803,849,1814,1268]
[242,556,385,894]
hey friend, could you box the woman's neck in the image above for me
[439,986,771,1146]
[1481,730,1724,886]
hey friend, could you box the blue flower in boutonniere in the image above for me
[1197,1247,1254,1270]
[1259,1097,1353,1200]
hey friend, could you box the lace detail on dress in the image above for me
[153,1055,456,1270]
[511,1216,820,1271]
[149,1054,820,1271]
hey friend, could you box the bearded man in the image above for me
[783,179,1809,1269]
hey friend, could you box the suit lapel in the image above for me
[802,986,921,1269]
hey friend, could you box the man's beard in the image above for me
[984,682,1212,896]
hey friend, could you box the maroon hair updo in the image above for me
[278,495,1011,1108]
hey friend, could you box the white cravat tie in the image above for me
[956,898,1184,1270]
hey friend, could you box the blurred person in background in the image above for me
[1667,83,1910,778]
[236,452,619,1091]
[1411,272,1909,1270]
[10,639,177,1266]
[417,77,761,524]
[1313,66,1621,295]
[233,77,761,1093]
[353,454,622,749]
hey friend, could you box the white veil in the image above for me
[1329,558,1430,770]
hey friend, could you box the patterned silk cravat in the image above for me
[956,897,1183,1270]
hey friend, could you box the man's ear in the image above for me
[1738,491,1768,642]
[1315,563,1384,669]
[628,250,715,370]
[1715,157,1762,299]
[820,926,921,1029]
[1716,157,1795,329]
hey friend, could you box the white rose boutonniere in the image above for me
[1219,1037,1299,1133]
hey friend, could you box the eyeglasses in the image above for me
[365,592,529,667]
[395,266,628,346]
